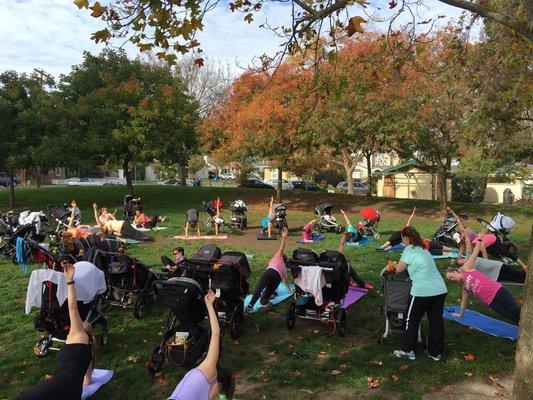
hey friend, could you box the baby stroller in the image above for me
[49,204,81,232]
[432,211,468,248]
[314,203,342,233]
[123,195,142,221]
[147,277,209,375]
[28,257,109,357]
[358,207,381,238]
[377,267,422,345]
[229,200,248,230]
[477,213,518,259]
[202,199,224,229]
[92,251,156,319]
[0,216,48,262]
[285,248,350,337]
[186,245,250,339]
[265,203,288,234]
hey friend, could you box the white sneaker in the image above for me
[393,350,416,360]
[427,354,441,361]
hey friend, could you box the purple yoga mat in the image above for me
[340,285,370,309]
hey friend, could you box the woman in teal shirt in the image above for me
[393,227,448,361]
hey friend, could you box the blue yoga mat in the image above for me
[432,251,459,260]
[244,283,294,313]
[297,233,325,244]
[345,236,373,248]
[117,237,141,245]
[376,243,405,252]
[443,306,519,341]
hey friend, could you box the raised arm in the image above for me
[63,263,89,344]
[93,203,103,228]
[405,207,416,227]
[68,200,77,229]
[216,197,220,215]
[197,290,220,382]
[278,227,288,254]
[446,207,466,233]
[462,232,484,270]
[268,196,274,215]
[339,209,351,227]
[338,232,347,253]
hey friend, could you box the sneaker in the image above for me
[393,350,416,360]
[244,304,254,314]
[427,353,441,361]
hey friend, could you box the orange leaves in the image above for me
[366,377,380,388]
[347,16,366,37]
[194,58,204,68]
[463,353,475,362]
[90,1,106,18]
[391,374,400,383]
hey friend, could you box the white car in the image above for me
[66,177,104,186]
[220,173,236,180]
[264,179,293,190]
[103,178,126,185]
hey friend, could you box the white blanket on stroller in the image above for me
[18,211,47,234]
[25,262,106,314]
[295,266,326,306]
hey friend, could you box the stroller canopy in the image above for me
[490,212,516,233]
[230,200,247,211]
[315,203,334,215]
[274,203,287,212]
[359,207,379,222]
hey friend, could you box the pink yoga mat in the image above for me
[340,285,371,309]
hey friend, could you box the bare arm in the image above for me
[446,207,466,233]
[339,209,351,226]
[68,201,77,229]
[93,203,103,229]
[197,291,220,382]
[278,227,288,254]
[455,289,469,317]
[268,196,274,215]
[405,207,416,227]
[463,235,484,270]
[395,261,408,273]
[64,264,89,344]
[338,233,347,253]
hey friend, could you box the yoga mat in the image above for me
[257,233,278,240]
[134,226,167,232]
[345,236,373,248]
[173,235,228,240]
[297,233,325,244]
[117,238,140,245]
[82,369,114,399]
[340,285,370,309]
[443,306,518,341]
[376,243,405,253]
[432,251,459,260]
[244,283,294,313]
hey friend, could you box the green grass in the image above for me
[0,186,531,399]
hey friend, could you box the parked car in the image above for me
[336,181,369,195]
[66,177,104,186]
[220,173,236,180]
[264,179,293,190]
[243,179,274,189]
[291,180,323,191]
[102,178,126,185]
[0,173,20,187]
[157,179,194,187]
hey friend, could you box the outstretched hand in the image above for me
[92,203,98,210]
[204,290,216,306]
[71,200,77,207]
[281,227,289,238]
[63,263,75,281]
[340,209,346,215]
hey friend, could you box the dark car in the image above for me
[291,180,323,191]
[0,173,20,187]
[243,179,274,189]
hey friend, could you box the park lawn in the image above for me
[0,186,531,400]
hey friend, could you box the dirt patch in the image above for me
[422,374,513,400]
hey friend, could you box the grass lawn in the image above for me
[0,186,531,400]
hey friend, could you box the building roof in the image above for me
[377,159,420,176]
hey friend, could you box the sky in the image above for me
[0,0,473,79]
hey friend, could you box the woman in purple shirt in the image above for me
[168,290,235,400]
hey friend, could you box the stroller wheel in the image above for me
[147,345,164,376]
[133,295,152,319]
[229,303,244,339]
[337,309,347,337]
[34,337,51,357]
[286,302,296,330]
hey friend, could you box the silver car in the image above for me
[336,181,368,195]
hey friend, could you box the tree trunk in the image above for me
[512,225,533,399]
[365,152,372,197]
[344,163,355,195]
[8,171,15,208]
[123,159,133,195]
[179,164,187,186]
[36,166,42,188]
[277,168,283,203]
[438,171,448,215]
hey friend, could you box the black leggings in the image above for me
[249,268,281,307]
[349,265,365,288]
[389,231,402,247]
[143,215,159,229]
[497,265,526,283]
[487,237,517,261]
[489,287,521,324]
[120,221,148,241]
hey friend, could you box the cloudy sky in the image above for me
[0,0,471,79]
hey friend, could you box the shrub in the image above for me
[452,174,487,203]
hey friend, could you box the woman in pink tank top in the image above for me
[446,231,521,324]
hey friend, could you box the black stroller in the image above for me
[0,219,48,262]
[90,251,156,319]
[433,212,468,248]
[268,203,288,233]
[201,200,217,228]
[314,203,342,233]
[377,267,422,345]
[49,203,81,232]
[147,277,209,375]
[477,213,518,259]
[229,200,248,230]
[186,245,250,339]
[286,248,350,337]
[123,195,142,221]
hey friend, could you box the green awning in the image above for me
[376,159,420,177]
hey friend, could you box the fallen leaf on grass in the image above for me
[267,350,276,356]
[443,386,453,394]
[371,360,383,366]
[463,353,475,362]
[234,371,244,379]
[339,348,349,356]
[233,340,239,345]
[317,351,328,359]
[488,375,504,388]
[300,389,313,394]
[400,364,409,371]
[366,377,380,388]
[494,389,505,397]
[340,364,347,369]
[391,374,399,382]
[127,356,138,363]
[44,374,52,380]
[330,369,342,375]
[155,376,169,385]
[262,377,270,383]
[313,329,320,334]
[464,372,473,378]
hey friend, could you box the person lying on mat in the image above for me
[133,209,166,229]
[17,257,96,400]
[392,227,448,362]
[261,196,275,238]
[161,247,187,277]
[338,233,368,288]
[93,203,150,242]
[96,206,116,225]
[448,207,528,271]
[185,208,201,237]
[453,229,525,284]
[213,198,224,236]
[445,231,521,325]
[339,209,363,243]
[245,227,290,313]
[301,219,317,242]
[62,200,94,239]
[168,290,235,400]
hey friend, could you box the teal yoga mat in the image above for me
[244,283,294,313]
